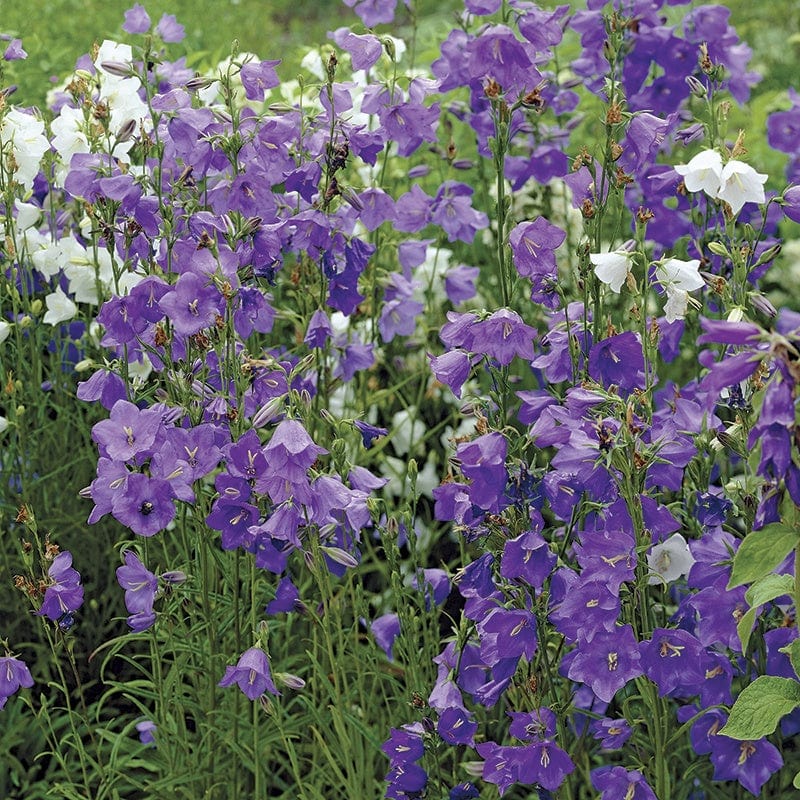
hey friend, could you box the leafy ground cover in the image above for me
[1,1,800,799]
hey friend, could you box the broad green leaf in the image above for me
[736,607,758,654]
[738,574,795,652]
[745,573,795,607]
[794,770,800,790]
[779,639,800,681]
[719,676,800,739]
[728,524,799,589]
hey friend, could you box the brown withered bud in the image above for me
[730,129,748,159]
[609,141,623,161]
[154,324,169,347]
[637,207,655,224]
[572,146,593,171]
[192,331,211,349]
[92,100,110,123]
[581,198,595,218]
[710,276,726,295]
[521,82,547,113]
[615,167,633,188]
[484,78,502,99]
[14,575,37,597]
[324,177,341,205]
[328,141,349,172]
[699,42,713,74]
[197,230,214,249]
[16,506,29,523]
[326,51,338,82]
[606,102,623,124]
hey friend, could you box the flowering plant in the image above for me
[1,1,800,798]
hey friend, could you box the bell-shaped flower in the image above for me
[218,647,279,700]
[647,532,695,585]
[674,149,723,195]
[716,159,767,214]
[42,286,78,326]
[0,654,34,702]
[590,250,633,293]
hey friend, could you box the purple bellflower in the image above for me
[218,647,280,700]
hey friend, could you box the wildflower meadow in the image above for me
[2,0,800,797]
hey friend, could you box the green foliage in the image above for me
[720,676,800,740]
[727,522,799,589]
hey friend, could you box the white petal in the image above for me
[716,160,768,215]
[589,252,630,293]
[675,149,723,195]
[43,287,77,325]
[663,288,689,323]
[656,258,704,292]
[647,533,695,585]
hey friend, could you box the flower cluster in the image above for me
[1,0,799,798]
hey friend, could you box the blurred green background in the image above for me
[1,0,463,108]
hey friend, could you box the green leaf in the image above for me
[719,676,800,739]
[738,573,794,652]
[744,573,795,607]
[728,524,799,589]
[779,639,800,681]
[736,607,757,654]
[794,770,800,790]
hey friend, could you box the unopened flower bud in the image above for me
[185,75,216,92]
[749,292,777,318]
[100,60,133,78]
[160,570,187,584]
[251,397,284,428]
[116,118,137,143]
[240,216,262,237]
[685,75,707,98]
[752,243,781,267]
[320,545,359,569]
[726,307,744,323]
[274,672,306,690]
[707,241,730,258]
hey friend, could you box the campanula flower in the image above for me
[218,647,279,700]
